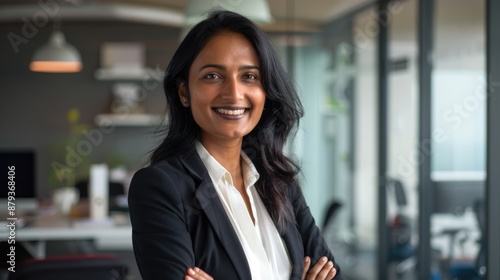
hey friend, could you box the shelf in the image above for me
[94,68,149,80]
[94,114,164,127]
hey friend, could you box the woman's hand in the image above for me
[184,267,213,280]
[301,256,337,280]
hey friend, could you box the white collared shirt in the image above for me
[196,142,291,280]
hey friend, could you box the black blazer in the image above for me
[128,148,343,280]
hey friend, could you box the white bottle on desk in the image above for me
[89,164,109,220]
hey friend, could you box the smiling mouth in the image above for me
[213,108,248,116]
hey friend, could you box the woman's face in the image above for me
[179,31,266,145]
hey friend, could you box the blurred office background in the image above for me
[0,0,499,279]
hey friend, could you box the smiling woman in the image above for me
[128,10,344,280]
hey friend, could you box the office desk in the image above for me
[0,215,132,259]
[431,212,480,260]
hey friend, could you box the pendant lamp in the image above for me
[30,30,82,73]
[181,0,272,39]
[185,0,272,25]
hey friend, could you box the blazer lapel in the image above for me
[282,224,304,280]
[259,192,305,279]
[178,150,252,280]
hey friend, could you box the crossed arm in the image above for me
[183,184,341,280]
[184,256,337,280]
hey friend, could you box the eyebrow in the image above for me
[198,64,260,72]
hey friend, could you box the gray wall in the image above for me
[0,20,180,198]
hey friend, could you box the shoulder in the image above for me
[132,157,182,184]
[128,156,196,201]
[136,156,185,176]
[287,183,304,204]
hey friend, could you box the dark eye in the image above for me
[204,73,219,79]
[243,73,258,80]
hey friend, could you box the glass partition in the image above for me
[271,4,381,279]
[386,0,420,278]
[269,1,488,279]
[431,0,486,278]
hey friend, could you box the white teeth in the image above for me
[215,108,246,115]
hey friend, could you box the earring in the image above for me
[182,100,189,107]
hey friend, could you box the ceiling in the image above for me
[0,0,372,32]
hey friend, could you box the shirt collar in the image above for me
[196,141,227,184]
[241,150,259,188]
[195,141,260,189]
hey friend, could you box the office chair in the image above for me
[445,198,484,280]
[386,179,444,279]
[8,254,128,280]
[387,179,416,279]
[322,200,342,231]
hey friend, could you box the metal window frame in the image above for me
[486,0,500,279]
[376,0,389,279]
[417,0,434,279]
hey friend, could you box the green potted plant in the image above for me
[49,108,90,215]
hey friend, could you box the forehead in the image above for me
[192,31,260,66]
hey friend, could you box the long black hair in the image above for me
[151,10,304,233]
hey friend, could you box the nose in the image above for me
[220,76,244,102]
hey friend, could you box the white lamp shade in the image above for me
[185,0,272,25]
[181,0,272,39]
[30,31,82,73]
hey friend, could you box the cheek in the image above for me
[189,89,214,112]
[190,106,210,127]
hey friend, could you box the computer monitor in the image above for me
[0,150,37,214]
[432,172,485,215]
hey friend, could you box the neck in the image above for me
[199,136,242,175]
